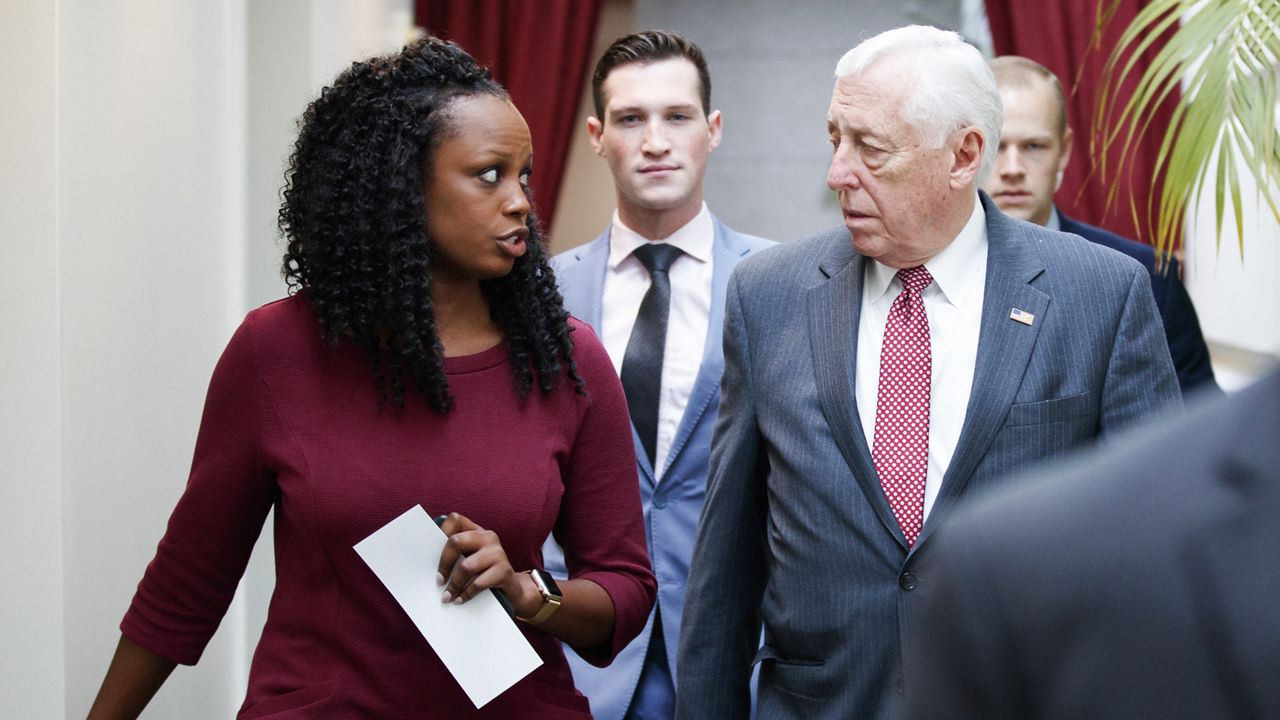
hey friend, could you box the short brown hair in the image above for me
[988,55,1068,138]
[591,30,711,118]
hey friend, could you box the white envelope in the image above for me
[354,505,543,708]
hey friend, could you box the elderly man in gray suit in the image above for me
[675,25,1182,720]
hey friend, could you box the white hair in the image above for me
[835,25,1003,181]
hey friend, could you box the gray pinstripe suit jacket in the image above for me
[675,192,1182,720]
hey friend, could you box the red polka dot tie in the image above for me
[872,266,932,547]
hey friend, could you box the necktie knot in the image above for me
[896,266,933,294]
[633,243,684,274]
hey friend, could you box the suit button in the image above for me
[653,495,667,509]
[899,573,917,591]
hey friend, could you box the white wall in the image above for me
[1185,153,1280,391]
[1,0,65,716]
[1,2,408,716]
[58,1,250,716]
[248,0,415,308]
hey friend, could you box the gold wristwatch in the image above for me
[516,569,563,625]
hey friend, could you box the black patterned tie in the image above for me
[621,243,684,468]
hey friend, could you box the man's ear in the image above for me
[1055,126,1074,191]
[707,109,723,152]
[587,116,605,156]
[950,127,985,189]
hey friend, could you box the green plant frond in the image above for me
[1218,123,1247,257]
[1100,38,1215,219]
[1094,4,1180,142]
[1096,0,1280,257]
[1151,49,1232,253]
[1233,77,1274,170]
[1157,102,1225,255]
[1150,95,1202,237]
[1214,132,1232,252]
[1228,22,1280,227]
[1228,125,1247,256]
[1262,137,1280,224]
[1157,123,1216,255]
[1231,76,1279,195]
[1154,125,1201,250]
[1096,2,1230,187]
[1094,2,1187,168]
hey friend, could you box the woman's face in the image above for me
[424,94,533,286]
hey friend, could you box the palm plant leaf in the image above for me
[1094,0,1280,259]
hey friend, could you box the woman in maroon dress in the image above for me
[89,36,655,719]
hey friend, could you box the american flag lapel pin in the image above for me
[1010,307,1035,326]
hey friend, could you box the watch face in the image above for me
[534,569,562,598]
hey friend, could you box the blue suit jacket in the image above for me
[1058,212,1217,395]
[543,215,773,720]
[675,193,1183,720]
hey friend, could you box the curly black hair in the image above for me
[279,35,582,412]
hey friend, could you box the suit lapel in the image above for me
[922,197,1048,538]
[806,234,906,548]
[555,229,610,332]
[660,218,743,478]
[556,228,657,485]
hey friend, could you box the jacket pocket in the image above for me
[1005,392,1093,427]
[753,645,826,704]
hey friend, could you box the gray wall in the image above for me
[637,0,963,242]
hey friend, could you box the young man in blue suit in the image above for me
[543,31,772,720]
[676,26,1181,720]
[984,55,1218,395]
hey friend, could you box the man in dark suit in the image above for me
[543,31,772,720]
[675,25,1181,720]
[984,55,1218,395]
[903,366,1280,720]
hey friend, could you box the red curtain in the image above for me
[415,0,603,232]
[985,0,1178,247]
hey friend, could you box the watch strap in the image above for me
[517,569,562,625]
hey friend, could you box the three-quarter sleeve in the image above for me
[121,317,277,665]
[552,321,657,667]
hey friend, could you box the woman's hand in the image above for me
[434,512,538,616]
[434,511,617,654]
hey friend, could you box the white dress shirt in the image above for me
[600,203,714,478]
[856,199,988,522]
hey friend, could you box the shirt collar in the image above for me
[1047,205,1062,231]
[607,203,714,269]
[865,197,988,309]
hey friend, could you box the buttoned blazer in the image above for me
[674,192,1182,720]
[543,215,773,720]
[1058,211,1218,395]
[903,367,1280,720]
